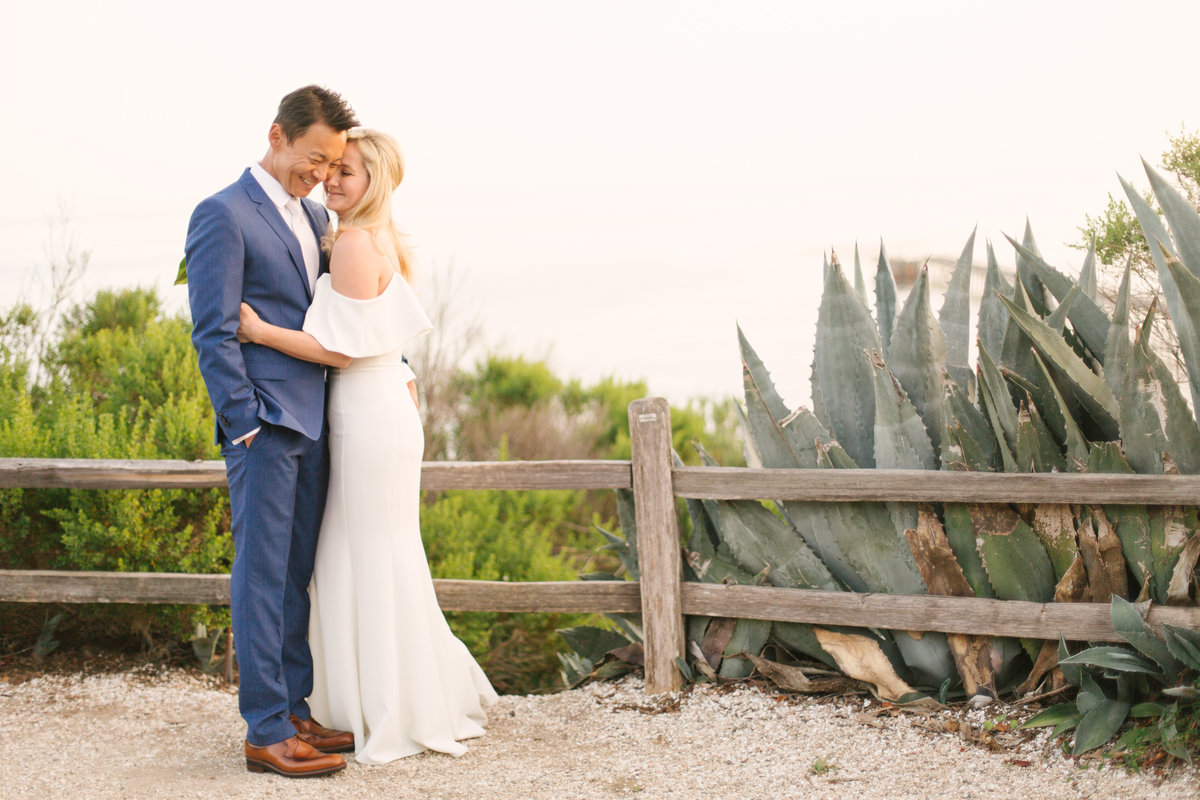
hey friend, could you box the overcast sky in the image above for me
[3,0,1197,405]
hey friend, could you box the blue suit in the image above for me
[186,169,331,746]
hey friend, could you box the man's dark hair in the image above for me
[274,85,359,141]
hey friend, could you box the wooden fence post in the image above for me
[628,397,685,693]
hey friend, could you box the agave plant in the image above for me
[1019,596,1200,759]
[561,161,1200,751]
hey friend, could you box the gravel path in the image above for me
[0,667,1196,800]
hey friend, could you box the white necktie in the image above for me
[286,198,320,291]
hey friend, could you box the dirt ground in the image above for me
[0,659,1197,800]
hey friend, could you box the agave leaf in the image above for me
[996,294,1119,438]
[853,241,867,302]
[734,402,763,469]
[888,267,946,456]
[1163,624,1200,672]
[1087,443,1154,597]
[1079,235,1098,300]
[1018,702,1079,730]
[940,372,997,471]
[977,240,1014,361]
[972,504,1056,603]
[1121,300,1200,474]
[1004,234,1113,362]
[1058,636,1082,688]
[974,506,1055,661]
[875,240,897,357]
[769,623,839,668]
[813,262,881,467]
[1163,250,1200,416]
[718,618,772,678]
[1059,646,1160,675]
[1120,174,1200,413]
[1029,350,1090,468]
[940,229,976,393]
[1072,699,1131,754]
[871,353,937,471]
[976,344,1019,469]
[1130,701,1169,718]
[1150,507,1191,605]
[1111,596,1184,678]
[999,277,1040,388]
[1014,219,1050,316]
[1015,400,1066,473]
[716,500,841,592]
[1144,158,1200,279]
[1103,258,1134,400]
[772,410,869,591]
[1044,285,1077,335]
[1030,505,1078,580]
[1119,306,1172,475]
[556,623,633,671]
[813,441,956,686]
[739,325,811,469]
[941,503,993,599]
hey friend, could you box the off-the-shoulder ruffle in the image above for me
[302,273,433,358]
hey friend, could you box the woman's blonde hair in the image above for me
[322,128,413,280]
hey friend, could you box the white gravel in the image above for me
[0,667,1196,800]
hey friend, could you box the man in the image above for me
[186,85,358,777]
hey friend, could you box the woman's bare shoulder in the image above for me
[330,228,390,298]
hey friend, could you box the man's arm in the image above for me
[186,197,262,444]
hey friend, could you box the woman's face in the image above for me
[324,142,369,215]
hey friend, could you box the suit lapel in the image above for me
[238,171,314,300]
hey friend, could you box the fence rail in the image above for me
[3,397,1200,694]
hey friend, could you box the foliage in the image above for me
[0,288,231,649]
[1019,597,1200,764]
[1,270,746,688]
[420,477,595,694]
[567,159,1200,763]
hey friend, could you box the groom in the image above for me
[187,85,358,777]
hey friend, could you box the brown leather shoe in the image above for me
[245,735,346,777]
[290,713,355,754]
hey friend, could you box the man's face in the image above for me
[265,121,348,198]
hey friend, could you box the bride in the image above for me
[237,127,498,765]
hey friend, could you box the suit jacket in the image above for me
[186,169,330,445]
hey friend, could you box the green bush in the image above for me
[420,485,603,694]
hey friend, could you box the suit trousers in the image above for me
[222,421,329,746]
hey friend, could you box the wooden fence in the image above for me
[3,397,1200,693]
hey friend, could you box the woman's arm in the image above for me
[238,303,352,368]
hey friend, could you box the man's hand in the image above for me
[243,433,257,448]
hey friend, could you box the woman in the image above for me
[238,128,498,765]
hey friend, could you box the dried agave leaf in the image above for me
[745,652,861,694]
[814,627,922,703]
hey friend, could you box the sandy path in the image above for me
[0,667,1195,800]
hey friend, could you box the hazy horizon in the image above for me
[4,0,1197,407]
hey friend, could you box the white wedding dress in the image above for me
[302,271,498,765]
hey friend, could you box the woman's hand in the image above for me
[407,380,419,410]
[237,303,263,343]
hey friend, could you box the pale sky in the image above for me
[3,0,1198,406]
